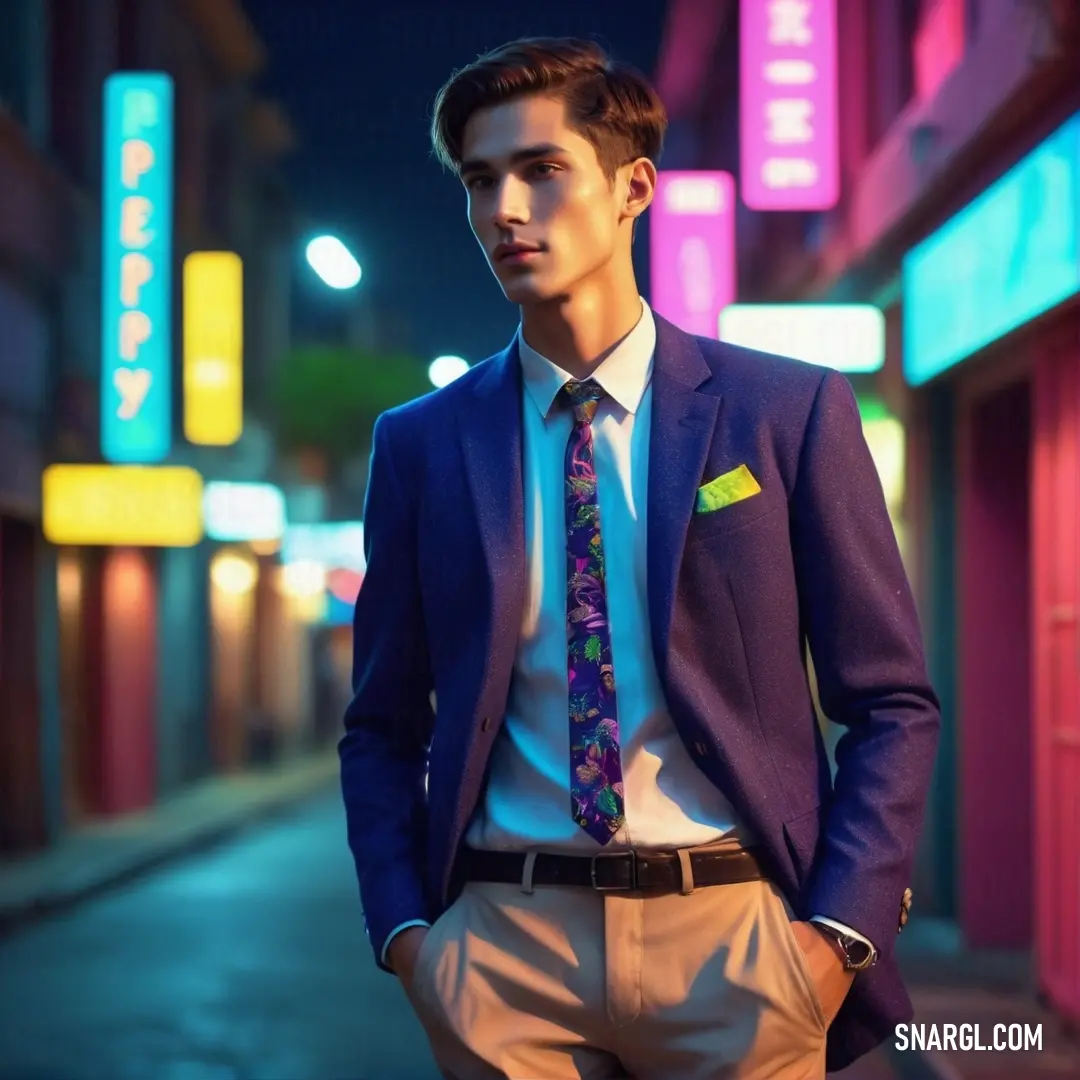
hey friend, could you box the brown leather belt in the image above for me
[461,846,765,894]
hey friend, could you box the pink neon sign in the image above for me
[740,0,839,211]
[649,171,735,339]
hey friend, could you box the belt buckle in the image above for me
[590,850,637,891]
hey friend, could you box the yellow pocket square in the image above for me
[695,464,762,514]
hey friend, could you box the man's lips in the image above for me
[494,243,544,262]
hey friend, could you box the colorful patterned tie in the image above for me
[562,380,625,845]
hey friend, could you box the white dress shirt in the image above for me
[381,299,873,963]
[464,299,744,852]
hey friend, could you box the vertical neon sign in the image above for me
[101,72,174,463]
[649,171,735,338]
[740,0,838,211]
[183,251,244,446]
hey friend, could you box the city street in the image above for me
[0,789,903,1080]
[2,2,1077,1077]
[0,791,438,1080]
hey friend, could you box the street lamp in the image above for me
[305,234,362,290]
[428,355,469,388]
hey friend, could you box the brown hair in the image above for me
[430,37,667,181]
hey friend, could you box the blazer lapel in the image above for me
[457,342,526,689]
[647,316,722,673]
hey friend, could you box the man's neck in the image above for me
[520,281,643,382]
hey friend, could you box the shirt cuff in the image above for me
[810,914,877,954]
[380,919,432,970]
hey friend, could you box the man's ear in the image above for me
[624,157,657,222]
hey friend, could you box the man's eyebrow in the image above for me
[459,143,570,175]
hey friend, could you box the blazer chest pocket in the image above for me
[686,491,785,544]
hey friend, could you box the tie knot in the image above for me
[562,379,606,424]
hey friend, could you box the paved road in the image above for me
[0,791,437,1080]
[0,791,900,1079]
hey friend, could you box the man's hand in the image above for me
[388,925,430,997]
[791,921,855,1025]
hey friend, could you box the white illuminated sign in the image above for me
[718,304,885,373]
[203,481,287,542]
[282,522,366,573]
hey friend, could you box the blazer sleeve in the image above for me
[339,409,435,973]
[789,369,941,958]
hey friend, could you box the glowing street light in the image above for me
[209,548,259,596]
[428,354,469,388]
[305,235,362,290]
[280,559,327,598]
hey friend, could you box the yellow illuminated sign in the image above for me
[42,465,204,547]
[183,251,243,445]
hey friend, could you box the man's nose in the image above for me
[492,176,530,228]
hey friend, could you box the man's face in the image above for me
[460,95,629,305]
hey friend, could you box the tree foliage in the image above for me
[271,344,432,464]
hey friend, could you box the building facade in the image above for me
[655,0,1080,1023]
[0,0,316,856]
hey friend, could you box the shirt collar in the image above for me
[517,298,656,419]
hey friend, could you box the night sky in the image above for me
[240,0,669,367]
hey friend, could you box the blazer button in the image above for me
[480,716,491,732]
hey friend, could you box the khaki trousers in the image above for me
[408,856,828,1080]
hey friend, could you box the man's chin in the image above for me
[500,277,558,305]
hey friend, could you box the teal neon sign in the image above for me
[902,112,1080,386]
[101,72,174,462]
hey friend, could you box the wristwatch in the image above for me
[811,922,878,971]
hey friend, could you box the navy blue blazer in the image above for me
[340,313,941,1071]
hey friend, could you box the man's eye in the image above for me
[466,175,493,190]
[531,163,559,177]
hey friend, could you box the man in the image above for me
[340,36,940,1079]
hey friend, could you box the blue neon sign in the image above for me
[902,112,1080,386]
[101,72,174,462]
